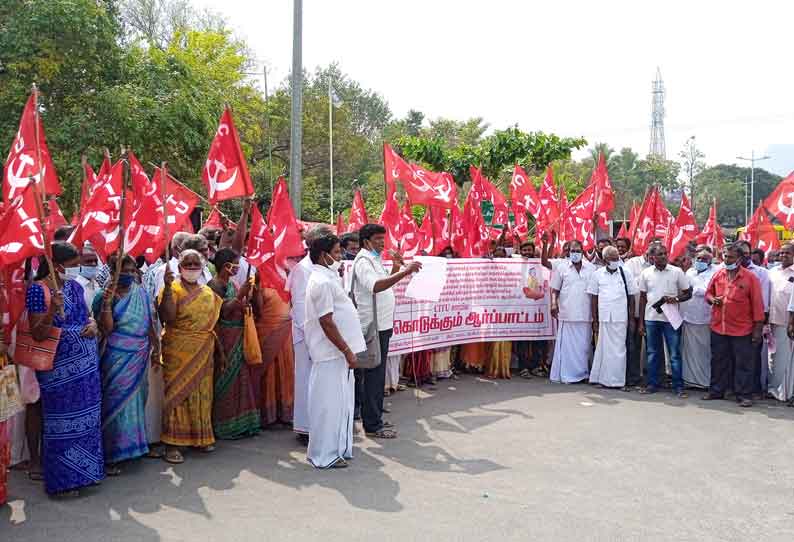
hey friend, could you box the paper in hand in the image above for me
[661,302,684,330]
[404,256,448,302]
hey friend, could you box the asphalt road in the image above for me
[3,376,794,542]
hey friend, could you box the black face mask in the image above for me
[741,255,752,268]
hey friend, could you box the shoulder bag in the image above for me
[14,282,62,371]
[349,258,382,370]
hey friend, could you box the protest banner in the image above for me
[385,258,554,355]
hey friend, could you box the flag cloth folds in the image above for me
[202,106,255,204]
[762,171,794,230]
[4,92,62,201]
[267,177,305,271]
[383,143,411,199]
[347,190,369,233]
[667,193,698,260]
[417,213,435,255]
[696,201,725,251]
[398,200,420,257]
[378,192,401,253]
[335,213,346,235]
[0,184,46,266]
[401,166,457,209]
[246,205,288,301]
[591,153,614,230]
[744,202,779,256]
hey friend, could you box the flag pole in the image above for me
[110,147,131,290]
[29,84,59,298]
[161,162,170,262]
[328,76,334,221]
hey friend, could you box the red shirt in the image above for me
[705,267,764,336]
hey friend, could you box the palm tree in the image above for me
[589,142,615,164]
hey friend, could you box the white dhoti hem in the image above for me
[768,324,794,401]
[293,340,312,435]
[145,364,164,443]
[385,354,402,390]
[307,357,354,468]
[682,322,711,389]
[589,322,627,388]
[550,321,591,383]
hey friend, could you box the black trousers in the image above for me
[625,329,643,387]
[751,340,764,394]
[710,332,755,400]
[360,328,392,434]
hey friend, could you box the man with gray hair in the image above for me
[288,224,334,444]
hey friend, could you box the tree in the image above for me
[679,136,706,214]
[119,0,228,49]
[693,165,781,226]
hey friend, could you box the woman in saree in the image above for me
[93,255,159,473]
[207,248,260,439]
[158,249,222,464]
[253,281,295,427]
[27,242,103,497]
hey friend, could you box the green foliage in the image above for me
[692,165,780,226]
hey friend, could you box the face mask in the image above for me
[80,265,98,280]
[740,255,751,268]
[607,261,620,271]
[569,252,583,264]
[226,264,240,276]
[724,262,738,271]
[370,249,381,258]
[60,266,80,281]
[181,269,202,283]
[325,254,341,273]
[117,273,136,287]
[694,261,710,273]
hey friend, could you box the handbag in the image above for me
[242,304,263,366]
[0,354,24,423]
[349,258,382,370]
[13,282,62,371]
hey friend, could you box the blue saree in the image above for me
[93,283,152,463]
[27,279,104,494]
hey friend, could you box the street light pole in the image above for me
[737,150,771,220]
[328,76,334,220]
[289,0,303,216]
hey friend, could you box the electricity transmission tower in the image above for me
[649,67,666,159]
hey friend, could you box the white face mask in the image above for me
[569,252,583,264]
[607,261,620,271]
[60,266,81,281]
[325,253,341,273]
[180,268,202,283]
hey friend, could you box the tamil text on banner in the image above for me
[387,258,553,355]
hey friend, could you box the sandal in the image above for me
[366,428,397,439]
[164,449,184,464]
[199,445,215,453]
[105,464,122,477]
[28,470,45,482]
[518,369,532,380]
[54,490,80,499]
[146,447,165,459]
[330,459,348,469]
[383,421,395,429]
[384,389,392,397]
[396,384,407,392]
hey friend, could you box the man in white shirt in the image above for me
[288,225,333,443]
[624,243,656,388]
[75,243,100,308]
[638,244,693,397]
[736,240,772,398]
[587,246,638,388]
[549,240,595,383]
[352,224,420,439]
[304,234,365,468]
[768,243,794,402]
[681,250,718,388]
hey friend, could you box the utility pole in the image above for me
[263,66,274,193]
[289,0,303,216]
[328,76,334,220]
[737,150,771,222]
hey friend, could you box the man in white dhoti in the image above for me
[304,234,365,469]
[769,243,794,403]
[587,246,638,388]
[681,250,718,388]
[550,240,595,383]
[288,225,334,444]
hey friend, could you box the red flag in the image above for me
[202,106,254,204]
[510,165,541,217]
[401,166,458,209]
[164,174,201,233]
[430,206,450,253]
[202,207,225,229]
[378,191,401,253]
[335,213,346,235]
[667,193,698,260]
[127,151,151,208]
[538,165,560,227]
[417,213,435,255]
[629,187,660,256]
[245,204,288,301]
[268,177,304,270]
[75,160,124,257]
[591,153,614,230]
[398,201,420,257]
[45,198,67,236]
[0,185,46,266]
[461,186,489,257]
[383,143,411,199]
[4,92,62,202]
[655,197,673,241]
[512,201,529,240]
[124,167,163,264]
[450,204,466,256]
[745,202,779,256]
[696,201,725,251]
[762,171,794,230]
[347,190,369,233]
[470,166,509,226]
[616,221,628,239]
[1,261,27,338]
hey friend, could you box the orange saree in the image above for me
[255,288,294,426]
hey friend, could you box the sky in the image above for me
[195,0,794,176]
